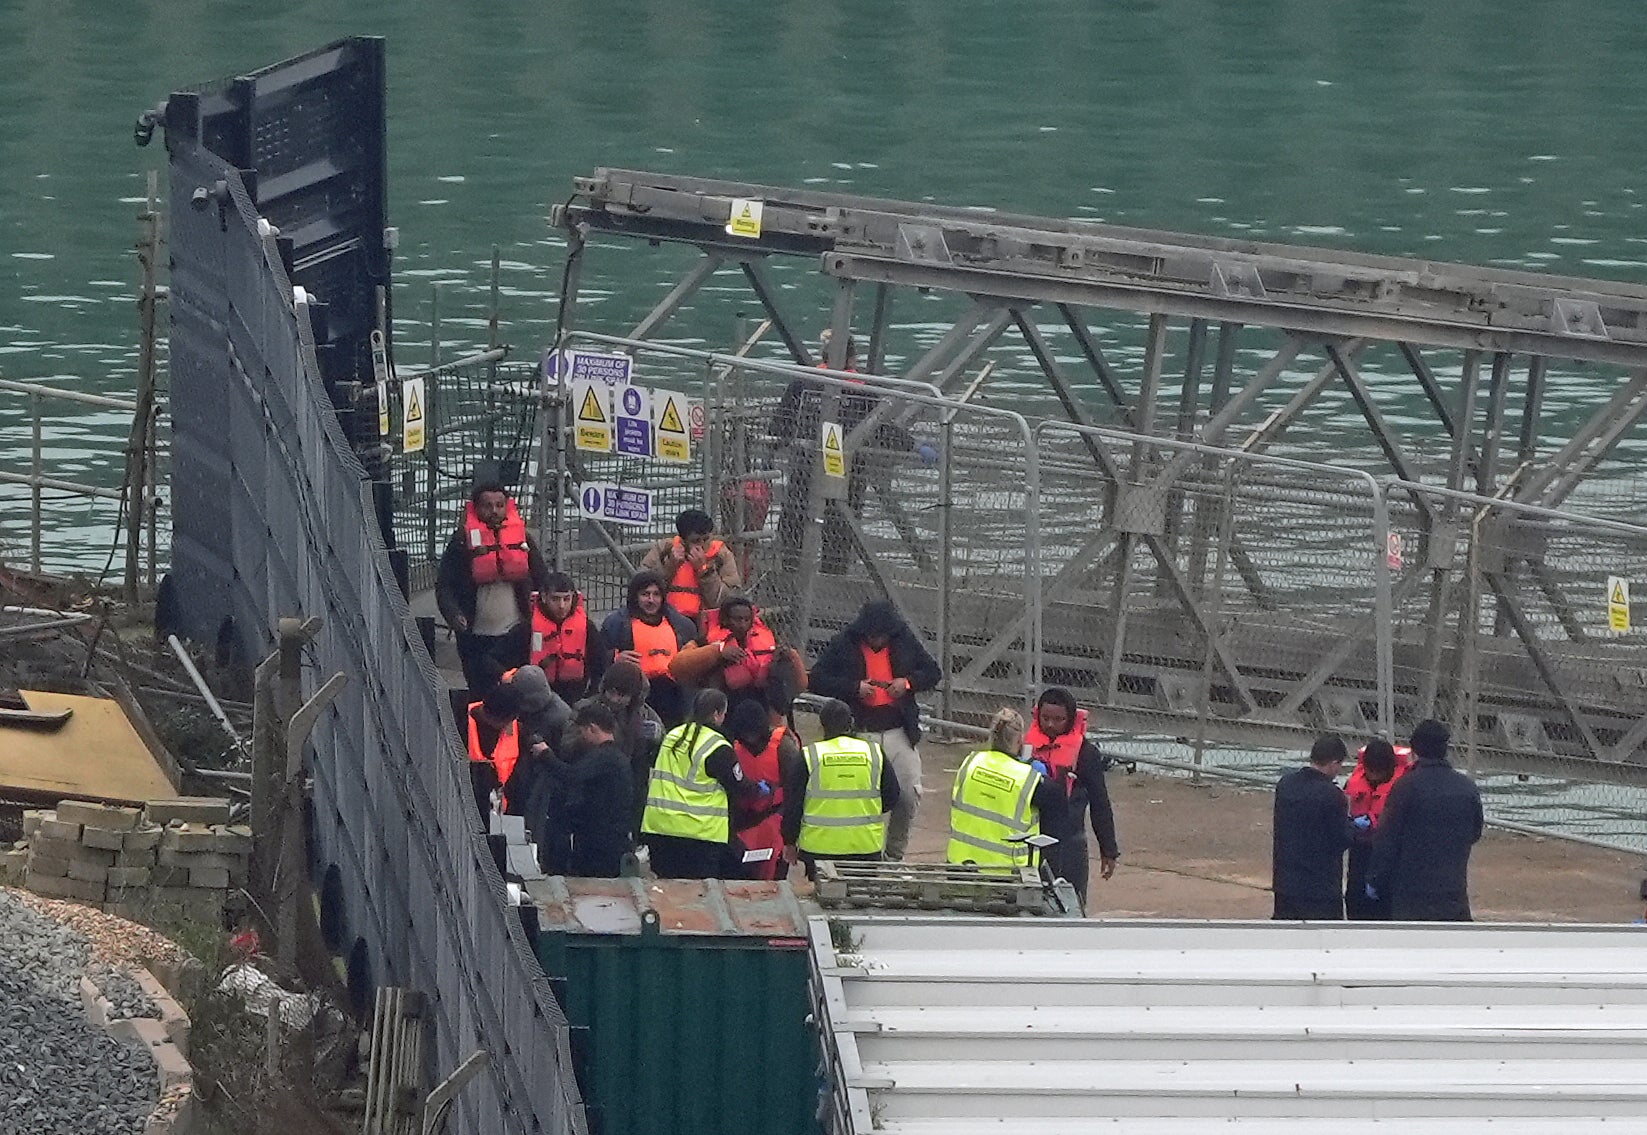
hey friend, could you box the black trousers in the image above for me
[457,623,531,696]
[1344,845,1392,920]
[1044,835,1090,911]
[1273,893,1345,920]
[645,834,730,880]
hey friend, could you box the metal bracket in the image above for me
[895,223,953,266]
[1494,712,1556,756]
[1210,261,1267,300]
[1552,297,1609,339]
[1152,673,1202,715]
[1309,693,1369,734]
[1112,482,1168,536]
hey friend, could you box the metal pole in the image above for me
[125,169,161,601]
[1192,463,1239,781]
[937,408,954,721]
[486,247,500,466]
[29,391,41,573]
[146,403,159,591]
[426,284,441,567]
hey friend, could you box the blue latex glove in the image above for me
[1352,814,1372,830]
[755,779,773,796]
[1029,759,1050,778]
[1364,883,1379,901]
[916,442,939,466]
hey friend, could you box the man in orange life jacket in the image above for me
[1344,738,1411,920]
[465,681,524,821]
[809,599,941,861]
[725,698,805,880]
[704,596,786,721]
[599,570,700,729]
[640,509,741,629]
[770,331,938,575]
[529,571,606,706]
[1022,688,1121,910]
[436,479,551,698]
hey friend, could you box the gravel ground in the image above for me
[0,888,161,1134]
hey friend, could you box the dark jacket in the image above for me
[771,378,916,454]
[537,740,633,877]
[809,602,942,744]
[1052,740,1121,861]
[1366,757,1484,921]
[434,524,551,633]
[1272,765,1355,913]
[599,572,701,728]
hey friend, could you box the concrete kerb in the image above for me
[81,964,197,1134]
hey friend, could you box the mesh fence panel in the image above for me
[166,142,583,1135]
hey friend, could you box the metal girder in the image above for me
[1481,571,1606,760]
[626,253,723,341]
[1398,343,1457,438]
[1057,303,1130,413]
[1325,344,1435,517]
[741,258,814,365]
[1010,307,1126,482]
[1516,368,1647,508]
[1276,571,1424,718]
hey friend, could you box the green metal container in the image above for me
[529,876,821,1135]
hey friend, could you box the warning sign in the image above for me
[615,384,652,458]
[726,198,764,239]
[654,390,691,464]
[1608,576,1631,632]
[688,398,706,442]
[574,378,613,453]
[1385,532,1404,571]
[821,420,846,479]
[402,376,426,454]
[371,330,391,437]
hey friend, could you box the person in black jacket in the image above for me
[1366,719,1484,921]
[809,599,942,860]
[1023,688,1121,910]
[536,701,635,877]
[1271,734,1356,919]
[599,570,700,729]
[435,479,552,697]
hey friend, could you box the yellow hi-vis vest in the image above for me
[946,749,1039,869]
[641,722,729,844]
[798,736,886,856]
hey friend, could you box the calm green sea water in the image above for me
[4,1,1647,567]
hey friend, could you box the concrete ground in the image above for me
[896,739,1647,923]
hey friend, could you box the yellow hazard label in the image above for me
[1608,576,1631,632]
[654,392,690,464]
[402,377,425,454]
[573,379,613,453]
[821,420,845,478]
[578,386,608,423]
[726,198,764,238]
[658,399,684,434]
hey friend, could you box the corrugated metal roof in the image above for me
[526,876,812,938]
[808,917,1647,1133]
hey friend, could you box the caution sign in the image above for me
[370,329,391,437]
[402,376,426,454]
[821,420,846,478]
[574,378,613,454]
[654,390,691,464]
[1608,576,1631,632]
[726,198,764,239]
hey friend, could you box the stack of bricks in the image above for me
[6,797,250,927]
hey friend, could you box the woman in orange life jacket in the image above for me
[1022,687,1121,911]
[703,596,789,722]
[640,508,741,630]
[528,570,607,706]
[1344,738,1412,920]
[598,570,700,729]
[725,697,805,880]
[435,479,551,698]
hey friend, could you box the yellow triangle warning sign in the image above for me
[579,386,608,424]
[405,386,423,423]
[1612,580,1628,605]
[658,398,685,434]
[824,430,842,452]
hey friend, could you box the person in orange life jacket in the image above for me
[770,331,939,575]
[599,571,699,729]
[1022,688,1120,910]
[436,479,551,698]
[643,689,770,880]
[808,599,940,861]
[465,681,524,821]
[529,571,607,705]
[703,596,784,720]
[1271,734,1358,920]
[725,698,805,880]
[780,697,902,881]
[1344,738,1411,920]
[535,700,634,878]
[639,509,741,628]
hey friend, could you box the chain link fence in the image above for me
[166,140,584,1135]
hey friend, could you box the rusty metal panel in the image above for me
[527,876,813,939]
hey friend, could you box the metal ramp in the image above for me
[808,918,1647,1133]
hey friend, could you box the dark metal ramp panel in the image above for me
[162,62,584,1135]
[809,917,1647,1134]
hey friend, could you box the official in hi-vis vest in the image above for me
[782,698,901,880]
[947,709,1067,871]
[640,688,769,879]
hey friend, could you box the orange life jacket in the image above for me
[1346,744,1414,826]
[733,725,786,880]
[1023,706,1088,796]
[463,498,530,586]
[530,593,589,685]
[665,538,725,621]
[705,609,777,691]
[629,616,680,680]
[466,703,521,808]
[859,645,896,708]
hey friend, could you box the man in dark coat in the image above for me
[1271,734,1356,920]
[537,701,634,877]
[1367,719,1485,921]
[808,599,941,860]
